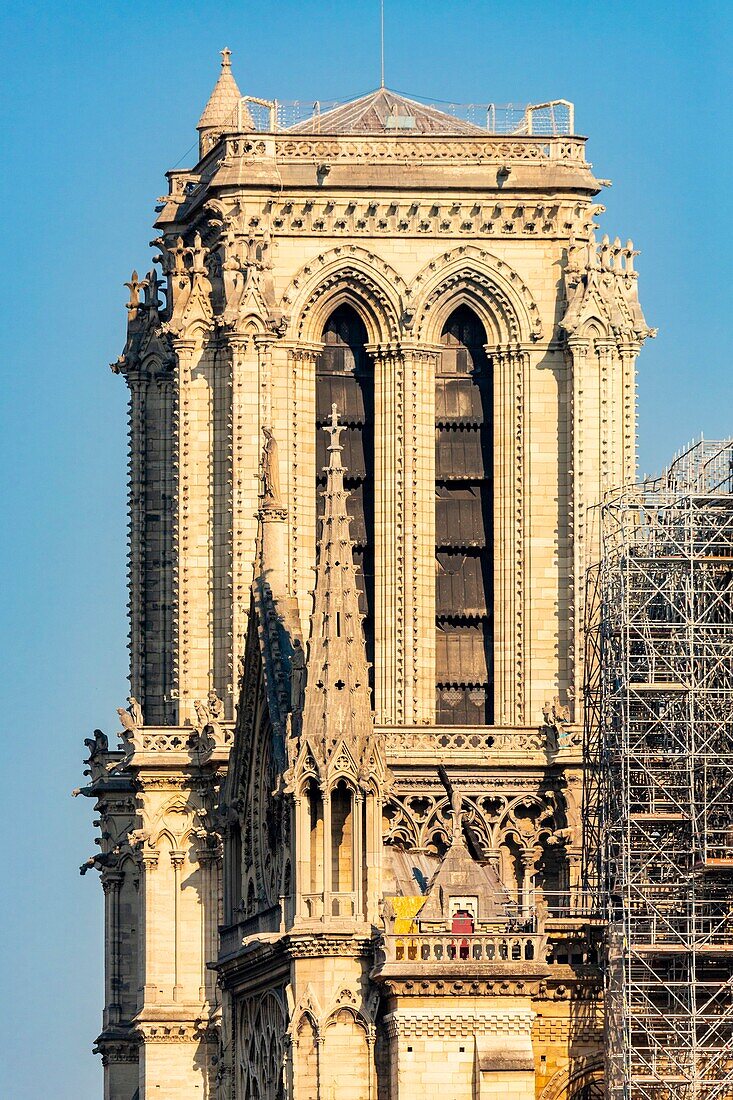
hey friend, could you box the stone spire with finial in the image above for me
[197,47,252,156]
[301,405,373,760]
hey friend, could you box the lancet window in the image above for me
[435,306,493,724]
[316,305,374,677]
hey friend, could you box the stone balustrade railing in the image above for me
[301,892,356,919]
[219,134,588,166]
[128,723,235,754]
[380,931,547,966]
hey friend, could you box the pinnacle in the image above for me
[302,406,372,748]
[197,47,250,132]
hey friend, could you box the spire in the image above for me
[197,48,251,155]
[302,405,372,757]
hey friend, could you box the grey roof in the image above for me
[288,87,484,136]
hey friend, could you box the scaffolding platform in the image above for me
[583,438,733,1100]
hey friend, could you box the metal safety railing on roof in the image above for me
[233,95,575,136]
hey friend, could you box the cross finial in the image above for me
[221,46,232,69]
[325,403,346,453]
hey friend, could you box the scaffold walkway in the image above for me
[584,439,733,1100]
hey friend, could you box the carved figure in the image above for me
[117,707,137,736]
[450,785,465,841]
[207,689,224,719]
[84,729,109,761]
[128,697,144,728]
[290,639,306,712]
[552,696,570,723]
[261,426,282,507]
[194,698,211,731]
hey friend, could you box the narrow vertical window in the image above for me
[316,305,374,683]
[435,306,493,723]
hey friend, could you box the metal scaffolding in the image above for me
[584,439,733,1100]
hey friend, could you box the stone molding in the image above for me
[137,1022,218,1045]
[383,1006,535,1039]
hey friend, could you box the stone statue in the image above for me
[207,689,224,719]
[84,729,109,761]
[117,707,137,737]
[290,639,306,712]
[450,786,464,842]
[261,426,282,508]
[194,698,211,731]
[128,697,144,728]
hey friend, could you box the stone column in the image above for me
[139,851,159,1003]
[492,343,525,725]
[294,795,308,921]
[155,372,175,722]
[322,788,332,920]
[568,336,590,723]
[198,846,219,1003]
[353,789,364,918]
[171,337,212,724]
[595,338,616,494]
[520,849,537,917]
[225,331,261,714]
[365,793,382,924]
[618,339,640,486]
[371,342,405,724]
[171,849,184,1002]
[126,369,148,705]
[102,870,124,1026]
[288,345,320,628]
[401,344,440,724]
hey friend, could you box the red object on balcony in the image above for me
[451,910,475,935]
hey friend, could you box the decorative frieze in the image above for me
[226,134,589,166]
[263,198,588,240]
[383,1006,535,1039]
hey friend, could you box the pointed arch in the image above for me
[320,1003,371,1100]
[410,246,542,345]
[283,247,405,344]
[538,1055,604,1100]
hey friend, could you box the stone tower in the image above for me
[81,49,652,1099]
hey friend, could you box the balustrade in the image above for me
[381,931,546,966]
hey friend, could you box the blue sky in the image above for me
[0,1,730,1094]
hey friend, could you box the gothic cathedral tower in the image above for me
[82,50,652,1100]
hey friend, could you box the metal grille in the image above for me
[584,439,733,1100]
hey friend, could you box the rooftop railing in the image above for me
[234,96,575,136]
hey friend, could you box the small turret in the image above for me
[197,47,251,157]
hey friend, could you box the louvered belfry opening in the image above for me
[316,305,375,687]
[435,305,493,724]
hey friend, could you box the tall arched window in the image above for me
[316,305,374,680]
[435,305,493,724]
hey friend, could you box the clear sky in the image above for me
[0,1,730,1094]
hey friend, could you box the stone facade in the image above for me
[81,52,652,1099]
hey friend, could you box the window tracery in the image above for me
[237,989,288,1100]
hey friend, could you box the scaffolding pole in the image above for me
[585,439,733,1100]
